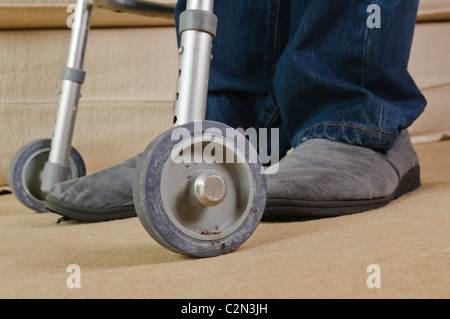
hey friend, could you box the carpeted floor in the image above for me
[0,140,449,299]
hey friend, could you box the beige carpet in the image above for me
[0,140,449,299]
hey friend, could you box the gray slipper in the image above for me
[45,154,139,221]
[264,130,421,219]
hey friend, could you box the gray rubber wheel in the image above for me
[133,121,267,257]
[8,139,86,213]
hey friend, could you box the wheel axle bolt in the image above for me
[194,171,227,207]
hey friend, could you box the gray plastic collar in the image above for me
[179,9,218,38]
[61,66,86,84]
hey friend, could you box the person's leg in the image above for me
[264,0,426,218]
[274,0,426,150]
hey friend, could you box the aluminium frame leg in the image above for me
[40,0,92,193]
[173,0,217,126]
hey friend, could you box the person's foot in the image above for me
[263,130,421,219]
[45,155,139,222]
[45,130,420,222]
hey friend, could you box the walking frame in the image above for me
[10,0,267,257]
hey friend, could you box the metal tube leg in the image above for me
[41,0,92,193]
[173,0,217,126]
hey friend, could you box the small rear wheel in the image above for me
[8,139,86,213]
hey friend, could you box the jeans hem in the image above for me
[294,122,399,151]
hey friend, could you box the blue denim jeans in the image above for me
[175,0,426,155]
